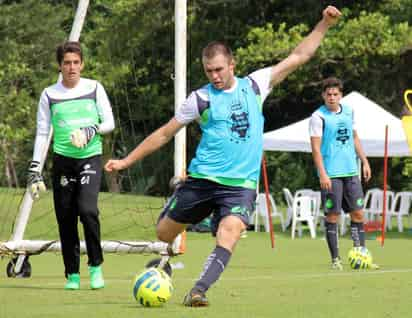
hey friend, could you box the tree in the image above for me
[0,0,71,187]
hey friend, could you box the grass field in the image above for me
[1,190,412,317]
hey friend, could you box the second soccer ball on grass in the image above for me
[348,246,373,269]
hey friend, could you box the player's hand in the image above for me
[104,159,128,172]
[319,173,332,191]
[27,160,46,200]
[322,5,341,27]
[362,161,372,182]
[70,125,98,148]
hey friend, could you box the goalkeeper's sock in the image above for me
[350,221,365,247]
[193,245,231,293]
[325,221,339,260]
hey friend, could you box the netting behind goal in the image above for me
[0,189,165,243]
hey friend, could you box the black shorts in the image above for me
[321,176,364,214]
[162,177,256,234]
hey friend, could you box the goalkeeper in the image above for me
[27,41,114,290]
[106,6,341,307]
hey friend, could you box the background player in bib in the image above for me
[105,6,341,306]
[27,41,115,290]
[309,77,378,270]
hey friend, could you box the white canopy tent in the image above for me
[263,91,411,157]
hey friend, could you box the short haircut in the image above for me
[322,77,343,92]
[202,41,234,61]
[56,41,83,65]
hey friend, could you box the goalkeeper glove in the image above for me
[70,125,98,148]
[27,160,46,200]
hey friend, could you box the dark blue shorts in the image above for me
[321,176,364,214]
[161,177,256,234]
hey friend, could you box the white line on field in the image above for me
[106,267,412,283]
[220,268,412,281]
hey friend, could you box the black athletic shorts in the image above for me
[162,177,256,234]
[321,176,364,214]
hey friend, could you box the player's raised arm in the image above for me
[104,117,185,172]
[270,5,341,87]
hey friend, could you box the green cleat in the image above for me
[64,273,80,290]
[331,257,343,270]
[183,289,209,307]
[89,265,105,290]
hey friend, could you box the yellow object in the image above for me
[402,90,412,154]
[404,89,412,112]
[133,268,173,307]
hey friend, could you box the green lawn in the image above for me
[1,231,412,318]
[1,189,412,318]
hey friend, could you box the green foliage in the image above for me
[264,152,318,202]
[1,0,411,193]
[0,0,70,186]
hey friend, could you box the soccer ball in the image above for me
[132,267,173,307]
[348,246,373,269]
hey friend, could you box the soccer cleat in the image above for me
[64,273,80,290]
[183,289,209,307]
[331,257,343,270]
[89,265,105,289]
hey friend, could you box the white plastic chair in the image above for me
[282,188,294,228]
[386,192,412,232]
[364,189,394,222]
[254,193,286,232]
[295,189,323,231]
[339,210,351,236]
[363,188,383,221]
[291,196,316,239]
[294,189,314,198]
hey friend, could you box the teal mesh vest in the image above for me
[319,104,358,177]
[188,77,264,184]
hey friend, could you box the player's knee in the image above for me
[326,213,339,223]
[156,227,174,244]
[156,219,181,244]
[350,210,363,222]
[218,217,245,239]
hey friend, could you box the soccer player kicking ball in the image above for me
[309,77,378,270]
[27,41,115,289]
[105,6,341,306]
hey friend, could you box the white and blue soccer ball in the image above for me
[348,246,373,269]
[133,267,173,307]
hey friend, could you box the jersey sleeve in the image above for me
[247,67,273,103]
[32,89,51,162]
[174,91,200,125]
[309,112,323,137]
[95,81,115,134]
